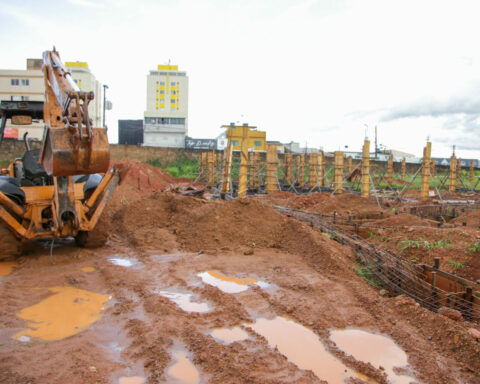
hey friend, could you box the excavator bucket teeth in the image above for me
[40,127,110,176]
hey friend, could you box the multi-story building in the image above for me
[65,61,102,127]
[144,64,189,148]
[0,58,44,140]
[0,58,103,141]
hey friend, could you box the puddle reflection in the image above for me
[330,329,416,384]
[158,291,210,313]
[197,271,269,293]
[167,350,200,384]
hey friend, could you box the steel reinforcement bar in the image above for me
[274,206,480,322]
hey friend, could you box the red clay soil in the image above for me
[2,168,480,384]
[451,208,480,228]
[367,213,436,227]
[362,224,480,280]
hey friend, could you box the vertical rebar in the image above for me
[238,126,249,197]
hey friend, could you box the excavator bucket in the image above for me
[40,126,110,176]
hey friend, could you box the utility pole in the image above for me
[103,84,109,128]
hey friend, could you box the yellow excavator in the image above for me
[0,48,118,259]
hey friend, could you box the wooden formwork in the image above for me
[387,155,393,186]
[361,140,370,198]
[308,153,318,189]
[449,155,457,193]
[318,152,325,187]
[284,154,293,186]
[265,144,278,194]
[421,142,431,201]
[334,151,344,194]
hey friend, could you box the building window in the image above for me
[254,141,262,147]
[21,79,29,86]
[11,79,19,86]
[232,140,239,146]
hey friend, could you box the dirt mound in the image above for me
[110,193,347,272]
[105,161,196,214]
[451,208,480,228]
[368,213,435,227]
[312,193,387,217]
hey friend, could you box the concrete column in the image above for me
[308,153,318,189]
[266,144,278,194]
[361,140,370,198]
[334,151,344,194]
[421,142,431,201]
[318,152,325,187]
[238,126,249,197]
[449,155,457,193]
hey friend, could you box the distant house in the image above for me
[266,141,284,154]
[220,123,266,152]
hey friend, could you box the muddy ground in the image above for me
[1,164,480,384]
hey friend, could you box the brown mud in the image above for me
[1,162,480,383]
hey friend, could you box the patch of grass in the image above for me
[447,260,466,271]
[379,236,388,242]
[147,155,199,180]
[0,160,9,167]
[469,242,480,253]
[354,263,383,288]
[322,232,332,239]
[398,238,452,253]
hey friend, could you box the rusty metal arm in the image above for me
[0,206,29,238]
[85,167,116,210]
[87,172,119,230]
[0,191,25,217]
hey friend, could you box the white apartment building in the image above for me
[144,64,189,147]
[65,61,102,127]
[0,58,44,140]
[0,58,103,141]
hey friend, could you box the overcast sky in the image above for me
[1,0,480,158]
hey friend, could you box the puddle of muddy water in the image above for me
[13,286,110,341]
[167,350,200,384]
[330,329,416,384]
[109,257,136,267]
[118,376,145,384]
[158,291,210,313]
[0,261,19,276]
[197,271,269,293]
[210,326,248,344]
[249,317,367,384]
[81,266,95,273]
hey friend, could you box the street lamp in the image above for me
[103,84,109,128]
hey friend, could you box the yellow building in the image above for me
[222,123,266,152]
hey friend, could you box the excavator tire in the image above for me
[0,222,21,260]
[74,211,110,248]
